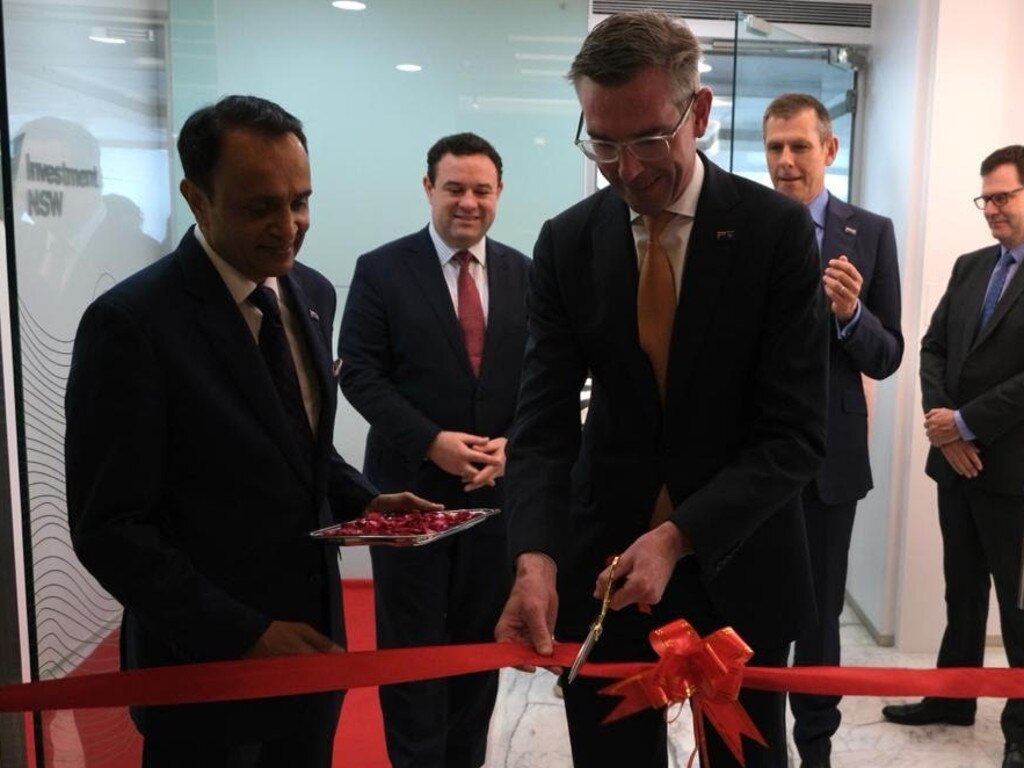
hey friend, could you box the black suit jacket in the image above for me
[815,194,903,504]
[506,155,829,649]
[921,244,1024,495]
[65,228,378,741]
[337,227,530,508]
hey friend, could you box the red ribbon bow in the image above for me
[600,619,766,767]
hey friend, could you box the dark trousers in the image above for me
[935,480,1024,741]
[790,485,857,762]
[141,692,341,768]
[372,526,509,768]
[560,558,790,768]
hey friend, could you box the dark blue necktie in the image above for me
[978,249,1016,332]
[247,284,315,462]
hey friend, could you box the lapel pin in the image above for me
[844,226,858,236]
[309,308,320,321]
[716,230,735,241]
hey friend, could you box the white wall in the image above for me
[849,0,1024,652]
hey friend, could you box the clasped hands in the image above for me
[494,522,689,673]
[427,431,507,491]
[924,407,982,478]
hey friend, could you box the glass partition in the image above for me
[730,12,857,197]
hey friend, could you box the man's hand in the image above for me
[823,255,863,323]
[940,439,983,478]
[368,492,443,514]
[924,407,961,447]
[243,620,341,658]
[495,552,559,673]
[427,431,502,481]
[463,437,507,492]
[596,522,690,611]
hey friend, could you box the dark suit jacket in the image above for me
[506,154,829,649]
[921,244,1024,495]
[815,194,903,504]
[65,227,378,741]
[337,227,530,509]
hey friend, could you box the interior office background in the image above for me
[0,0,1022,765]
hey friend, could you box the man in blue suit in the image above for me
[763,93,904,768]
[338,133,530,768]
[65,95,433,767]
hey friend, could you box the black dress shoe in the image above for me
[800,760,830,768]
[1004,742,1024,768]
[881,698,975,726]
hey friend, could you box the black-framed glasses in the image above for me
[574,93,698,164]
[973,187,1024,209]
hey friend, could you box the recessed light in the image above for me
[331,1,366,10]
[395,64,422,73]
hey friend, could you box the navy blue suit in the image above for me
[338,227,529,768]
[791,194,903,763]
[66,228,378,759]
[920,244,1024,743]
[506,155,828,768]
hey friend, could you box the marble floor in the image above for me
[485,607,1010,767]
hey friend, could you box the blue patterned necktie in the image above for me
[978,249,1016,332]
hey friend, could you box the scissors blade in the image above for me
[567,622,601,684]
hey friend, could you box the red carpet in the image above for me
[33,580,387,767]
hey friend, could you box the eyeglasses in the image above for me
[574,93,697,164]
[973,187,1024,209]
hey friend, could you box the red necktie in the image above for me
[455,251,485,376]
[637,212,677,527]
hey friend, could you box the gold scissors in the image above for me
[567,555,619,684]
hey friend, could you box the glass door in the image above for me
[728,12,858,198]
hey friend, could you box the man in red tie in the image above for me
[337,133,531,768]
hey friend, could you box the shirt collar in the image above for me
[428,221,487,268]
[1003,243,1024,264]
[194,225,281,304]
[629,151,705,224]
[806,188,829,231]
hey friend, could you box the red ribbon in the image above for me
[599,620,764,766]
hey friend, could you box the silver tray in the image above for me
[310,508,500,547]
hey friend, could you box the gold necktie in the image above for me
[637,212,678,528]
[637,211,677,403]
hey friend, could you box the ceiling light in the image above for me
[89,27,126,44]
[395,64,422,73]
[698,60,712,74]
[331,1,366,9]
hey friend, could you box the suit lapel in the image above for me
[481,242,509,380]
[973,246,1024,349]
[822,195,857,266]
[401,228,473,376]
[178,231,313,487]
[666,158,740,418]
[594,192,662,432]
[281,271,334,469]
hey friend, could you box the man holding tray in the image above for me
[65,95,433,767]
[338,132,530,768]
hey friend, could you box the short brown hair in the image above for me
[568,11,701,108]
[762,93,832,143]
[980,145,1024,183]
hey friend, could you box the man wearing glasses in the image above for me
[883,145,1024,768]
[495,11,828,768]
